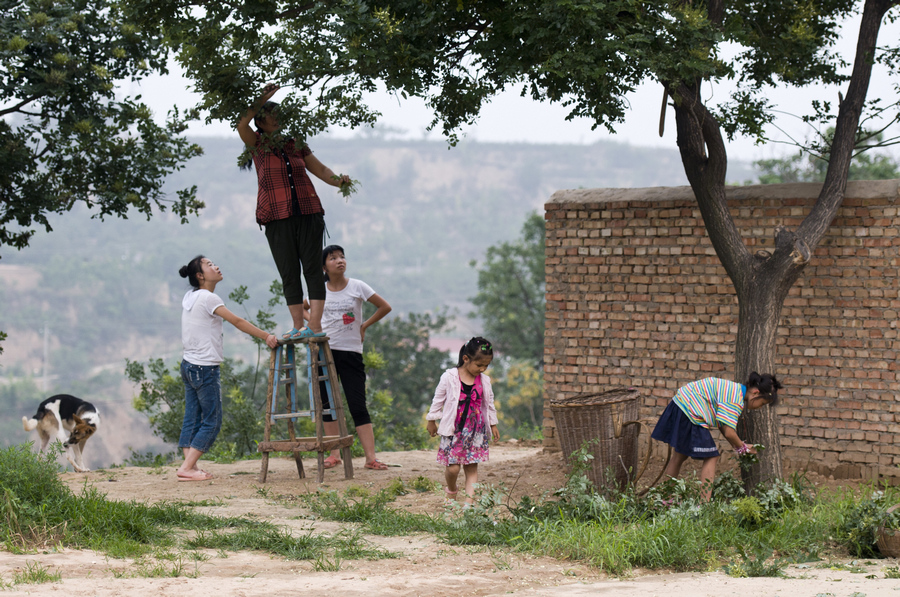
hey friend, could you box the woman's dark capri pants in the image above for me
[264,213,326,304]
[320,350,372,427]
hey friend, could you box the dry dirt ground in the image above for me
[3,443,900,596]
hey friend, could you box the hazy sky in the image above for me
[134,12,900,164]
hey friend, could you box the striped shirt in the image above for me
[252,134,323,225]
[673,378,746,430]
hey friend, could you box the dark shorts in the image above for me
[264,213,326,305]
[650,401,720,459]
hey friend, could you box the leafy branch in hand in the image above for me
[333,175,360,200]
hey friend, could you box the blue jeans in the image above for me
[178,360,222,453]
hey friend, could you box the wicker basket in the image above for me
[877,505,900,558]
[550,388,641,491]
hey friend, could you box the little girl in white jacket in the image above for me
[426,337,499,506]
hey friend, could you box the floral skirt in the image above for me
[436,411,489,466]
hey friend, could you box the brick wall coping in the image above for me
[548,179,900,204]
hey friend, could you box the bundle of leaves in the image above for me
[736,444,766,471]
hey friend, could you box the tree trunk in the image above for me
[732,278,794,491]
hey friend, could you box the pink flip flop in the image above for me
[177,469,213,482]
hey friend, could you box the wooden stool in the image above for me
[257,336,354,483]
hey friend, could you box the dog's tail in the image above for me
[22,416,38,432]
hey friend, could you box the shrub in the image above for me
[839,490,900,558]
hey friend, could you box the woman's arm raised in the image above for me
[237,83,279,147]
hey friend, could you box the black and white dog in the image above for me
[23,394,100,473]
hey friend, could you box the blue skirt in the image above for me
[651,401,720,459]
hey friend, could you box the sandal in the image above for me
[322,455,342,469]
[364,459,389,470]
[284,327,327,340]
[176,469,213,482]
[444,487,458,501]
[298,327,327,338]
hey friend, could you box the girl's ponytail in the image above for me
[457,337,493,367]
[746,371,783,405]
[180,255,205,289]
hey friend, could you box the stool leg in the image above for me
[259,453,269,483]
[259,345,278,483]
[309,341,327,484]
[294,452,305,479]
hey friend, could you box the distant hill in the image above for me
[0,135,756,463]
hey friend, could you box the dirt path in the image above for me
[2,444,899,596]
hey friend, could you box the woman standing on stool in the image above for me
[651,372,782,499]
[238,83,351,340]
[314,245,392,471]
[177,255,279,481]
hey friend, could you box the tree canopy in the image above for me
[0,0,203,257]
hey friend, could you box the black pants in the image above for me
[264,213,326,304]
[320,350,371,426]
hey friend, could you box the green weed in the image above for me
[722,545,786,578]
[312,553,343,571]
[410,476,441,493]
[12,561,61,585]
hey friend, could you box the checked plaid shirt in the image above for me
[252,133,323,225]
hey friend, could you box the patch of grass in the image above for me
[186,525,394,561]
[302,487,441,536]
[132,553,203,578]
[12,561,61,585]
[884,565,900,578]
[0,444,277,558]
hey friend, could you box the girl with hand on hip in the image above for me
[237,83,351,340]
[313,245,392,471]
[650,372,782,499]
[176,255,279,481]
[426,337,500,506]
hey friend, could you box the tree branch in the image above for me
[0,95,42,117]
[671,79,749,286]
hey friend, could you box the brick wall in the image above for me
[543,180,900,480]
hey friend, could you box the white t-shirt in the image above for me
[321,278,375,353]
[181,289,225,366]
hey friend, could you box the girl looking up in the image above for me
[176,256,279,481]
[314,245,392,471]
[650,372,782,499]
[426,337,500,506]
